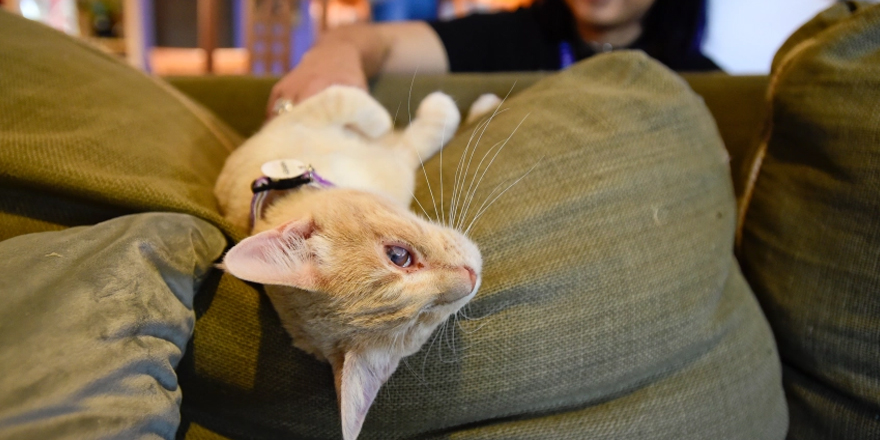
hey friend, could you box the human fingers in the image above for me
[266,75,368,120]
[265,45,369,119]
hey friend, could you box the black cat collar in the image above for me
[249,160,333,227]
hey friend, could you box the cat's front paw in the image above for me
[401,92,461,163]
[465,93,503,125]
[417,91,461,138]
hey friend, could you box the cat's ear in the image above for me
[295,85,393,139]
[331,350,400,440]
[220,218,319,289]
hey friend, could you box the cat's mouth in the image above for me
[432,266,479,306]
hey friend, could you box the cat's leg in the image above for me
[399,91,461,167]
[284,85,394,139]
[465,93,503,125]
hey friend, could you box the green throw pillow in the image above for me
[738,3,880,440]
[0,213,225,440]
[179,53,787,439]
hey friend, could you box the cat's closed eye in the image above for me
[385,245,413,268]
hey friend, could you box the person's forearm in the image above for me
[312,21,448,79]
[267,21,447,115]
[311,23,391,79]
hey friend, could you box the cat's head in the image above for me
[220,188,481,440]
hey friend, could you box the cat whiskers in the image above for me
[449,112,500,229]
[448,113,539,237]
[454,305,490,332]
[406,305,503,386]
[456,114,529,232]
[448,85,526,233]
[448,84,516,229]
[392,101,402,129]
[400,357,429,386]
[407,68,445,225]
[396,330,430,386]
[464,155,544,236]
[409,191,433,221]
[439,112,448,228]
[445,311,459,357]
[415,140,440,224]
[420,318,447,374]
[407,67,418,125]
[438,314,469,364]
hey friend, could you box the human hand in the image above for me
[266,42,368,119]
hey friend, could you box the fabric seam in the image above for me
[734,36,819,252]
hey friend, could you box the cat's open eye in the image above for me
[385,245,413,268]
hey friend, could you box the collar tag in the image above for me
[249,160,333,227]
[261,159,308,180]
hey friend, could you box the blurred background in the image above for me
[0,0,854,75]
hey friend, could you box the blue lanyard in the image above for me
[559,41,575,69]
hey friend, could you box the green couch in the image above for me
[1,3,878,440]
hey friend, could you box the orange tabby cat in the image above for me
[215,86,481,440]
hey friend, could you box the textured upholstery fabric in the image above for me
[0,213,225,440]
[179,53,787,439]
[0,12,240,241]
[738,3,880,440]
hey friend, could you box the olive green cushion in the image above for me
[738,3,880,440]
[0,213,225,440]
[179,53,787,439]
[0,11,240,241]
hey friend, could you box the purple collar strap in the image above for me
[249,161,333,227]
